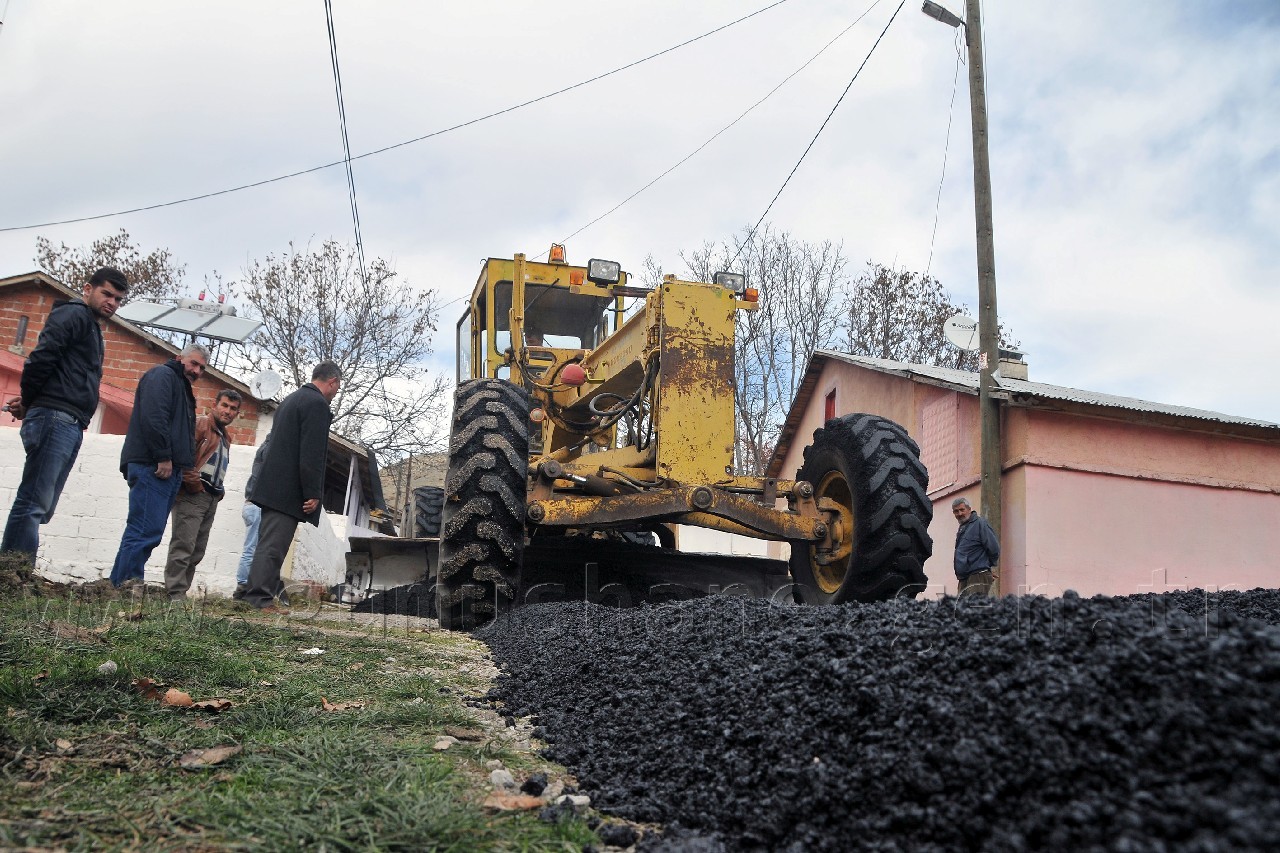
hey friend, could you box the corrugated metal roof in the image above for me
[819,352,1280,429]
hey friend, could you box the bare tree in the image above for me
[650,229,1018,476]
[664,225,847,475]
[231,240,449,462]
[35,228,186,303]
[841,263,1017,372]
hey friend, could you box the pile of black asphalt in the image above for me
[478,589,1280,851]
[350,582,436,619]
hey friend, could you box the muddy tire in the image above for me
[437,379,530,631]
[789,413,932,603]
[413,486,445,538]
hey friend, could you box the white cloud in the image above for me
[1,0,1276,425]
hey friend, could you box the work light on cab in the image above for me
[587,258,621,286]
[713,271,746,294]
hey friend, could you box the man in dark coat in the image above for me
[109,344,208,587]
[952,496,1000,596]
[2,267,128,562]
[242,362,340,612]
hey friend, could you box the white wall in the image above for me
[676,525,771,557]
[0,428,345,594]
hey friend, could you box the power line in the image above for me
[925,32,963,277]
[323,0,367,285]
[0,0,793,234]
[545,0,886,256]
[729,0,906,269]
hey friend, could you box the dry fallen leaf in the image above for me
[191,698,233,713]
[445,726,484,741]
[320,696,366,712]
[54,738,73,752]
[163,688,194,708]
[483,792,545,812]
[132,678,164,701]
[348,662,366,671]
[47,622,104,643]
[179,744,242,770]
[32,671,49,683]
[124,611,145,622]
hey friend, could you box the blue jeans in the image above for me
[237,502,262,586]
[1,407,84,559]
[109,462,183,587]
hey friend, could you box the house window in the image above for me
[14,315,28,347]
[824,389,836,423]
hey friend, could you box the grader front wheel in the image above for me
[789,413,933,603]
[437,379,530,631]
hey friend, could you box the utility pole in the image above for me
[964,0,1002,572]
[923,0,1002,592]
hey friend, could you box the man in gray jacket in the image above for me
[2,267,128,562]
[952,496,1000,596]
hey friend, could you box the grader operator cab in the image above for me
[438,246,933,630]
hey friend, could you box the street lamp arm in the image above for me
[921,1,965,30]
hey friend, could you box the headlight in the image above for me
[713,271,746,294]
[587,258,621,285]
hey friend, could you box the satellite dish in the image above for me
[249,369,283,400]
[944,314,980,352]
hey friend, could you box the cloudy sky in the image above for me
[1,0,1277,422]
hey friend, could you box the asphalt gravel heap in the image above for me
[478,590,1280,851]
[350,582,436,619]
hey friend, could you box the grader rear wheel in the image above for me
[412,486,445,538]
[437,379,530,631]
[789,413,932,603]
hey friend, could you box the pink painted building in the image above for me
[768,352,1280,598]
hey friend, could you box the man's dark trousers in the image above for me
[1,408,84,558]
[109,463,183,586]
[243,507,298,608]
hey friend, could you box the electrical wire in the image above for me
[728,0,906,269]
[541,0,886,257]
[925,32,963,277]
[323,0,368,286]
[0,0,793,233]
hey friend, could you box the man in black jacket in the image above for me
[1,267,128,562]
[242,362,340,612]
[952,497,1000,596]
[109,344,208,587]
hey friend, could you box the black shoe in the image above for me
[232,584,247,600]
[277,591,291,607]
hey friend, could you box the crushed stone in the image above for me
[479,590,1280,851]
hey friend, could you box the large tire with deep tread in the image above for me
[437,379,530,630]
[413,486,445,538]
[789,413,932,603]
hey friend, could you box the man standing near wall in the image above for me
[242,362,340,613]
[233,434,271,600]
[163,389,241,601]
[952,496,1000,596]
[1,267,129,562]
[109,344,207,588]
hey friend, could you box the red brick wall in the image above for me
[0,280,261,443]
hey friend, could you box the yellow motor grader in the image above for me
[438,246,933,630]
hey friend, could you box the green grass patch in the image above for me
[0,579,598,851]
